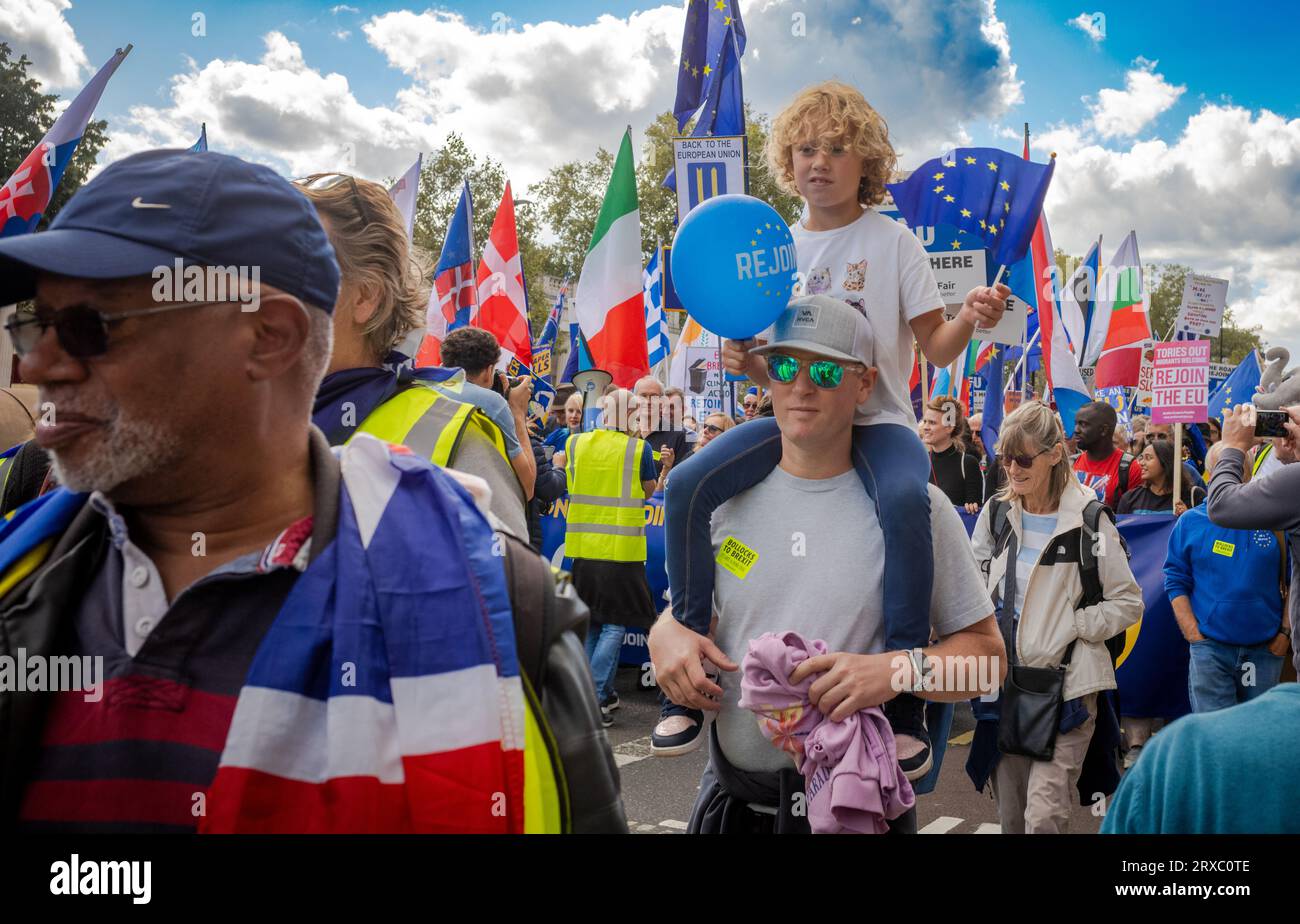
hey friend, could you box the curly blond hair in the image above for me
[765,81,897,208]
[297,174,431,363]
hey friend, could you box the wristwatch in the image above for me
[907,647,931,693]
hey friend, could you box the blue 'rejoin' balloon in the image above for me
[669,194,797,340]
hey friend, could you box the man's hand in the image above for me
[1174,500,1188,516]
[1283,406,1300,454]
[957,283,1012,329]
[1222,404,1262,453]
[648,613,738,712]
[964,502,981,515]
[788,650,903,723]
[722,338,770,385]
[1268,631,1291,658]
[1184,625,1206,644]
[551,450,566,470]
[508,376,533,417]
[658,447,675,474]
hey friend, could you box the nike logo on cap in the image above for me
[131,197,171,209]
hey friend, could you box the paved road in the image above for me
[605,667,1102,834]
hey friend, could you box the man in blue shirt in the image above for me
[1164,442,1290,713]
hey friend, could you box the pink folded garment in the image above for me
[739,630,915,834]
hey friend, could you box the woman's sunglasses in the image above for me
[5,300,232,359]
[702,423,724,435]
[765,353,860,389]
[999,447,1052,469]
[294,173,374,228]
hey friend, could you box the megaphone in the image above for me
[572,369,613,432]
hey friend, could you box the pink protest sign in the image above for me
[1151,340,1211,424]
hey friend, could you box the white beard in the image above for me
[48,409,185,495]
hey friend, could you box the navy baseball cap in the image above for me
[0,149,340,311]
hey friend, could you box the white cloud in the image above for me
[330,4,359,14]
[1038,101,1300,361]
[333,29,350,41]
[1068,11,1106,43]
[1086,59,1184,139]
[0,0,89,88]
[98,1,1020,193]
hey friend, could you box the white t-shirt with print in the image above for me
[785,208,945,428]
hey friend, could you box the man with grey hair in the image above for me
[0,150,621,833]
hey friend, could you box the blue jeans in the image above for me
[1187,638,1283,714]
[659,418,934,717]
[586,622,625,703]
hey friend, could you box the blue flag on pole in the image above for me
[665,1,746,192]
[1207,351,1263,423]
[189,123,208,153]
[531,280,566,384]
[886,148,1055,269]
[672,0,746,131]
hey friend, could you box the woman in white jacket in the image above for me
[971,402,1143,834]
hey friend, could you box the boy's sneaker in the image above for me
[601,692,620,713]
[651,663,719,756]
[884,692,932,782]
[600,704,615,728]
[652,708,711,756]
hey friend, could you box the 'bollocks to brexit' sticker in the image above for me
[717,536,759,579]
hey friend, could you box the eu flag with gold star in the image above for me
[886,147,1055,269]
[673,0,746,130]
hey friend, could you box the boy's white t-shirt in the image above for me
[777,208,946,428]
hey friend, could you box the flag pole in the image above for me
[1172,422,1183,514]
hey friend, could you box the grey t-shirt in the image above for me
[710,469,993,773]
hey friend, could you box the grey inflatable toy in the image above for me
[1255,347,1300,410]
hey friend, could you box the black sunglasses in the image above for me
[295,173,374,228]
[999,447,1052,470]
[702,423,724,435]
[6,300,236,359]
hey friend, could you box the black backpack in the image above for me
[986,496,1131,665]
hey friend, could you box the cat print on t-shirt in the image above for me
[843,259,867,291]
[806,266,832,295]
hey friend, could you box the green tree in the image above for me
[530,105,802,282]
[411,133,551,330]
[1146,263,1262,364]
[0,42,109,229]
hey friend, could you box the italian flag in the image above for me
[1091,231,1151,388]
[576,130,650,387]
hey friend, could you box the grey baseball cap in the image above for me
[750,294,875,367]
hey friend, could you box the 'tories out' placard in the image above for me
[1151,340,1211,425]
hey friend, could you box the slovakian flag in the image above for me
[576,130,649,387]
[416,179,475,367]
[1,45,132,238]
[189,123,208,153]
[475,181,531,370]
[386,154,421,243]
[1086,231,1150,388]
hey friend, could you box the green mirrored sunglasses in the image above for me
[765,352,859,389]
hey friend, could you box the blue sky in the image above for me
[4,0,1299,354]
[57,0,1298,154]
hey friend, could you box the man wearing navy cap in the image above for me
[0,150,623,833]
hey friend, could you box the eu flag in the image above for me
[886,147,1055,269]
[1207,351,1262,423]
[673,0,746,131]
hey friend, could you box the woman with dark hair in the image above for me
[1116,439,1195,515]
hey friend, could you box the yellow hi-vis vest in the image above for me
[564,429,648,562]
[351,382,509,467]
[1252,443,1274,477]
